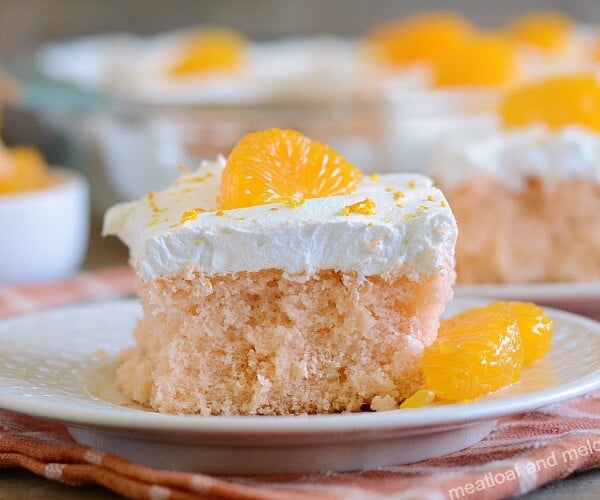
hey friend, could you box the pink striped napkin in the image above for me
[0,266,135,319]
[0,267,599,499]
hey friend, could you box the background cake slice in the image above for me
[430,75,600,284]
[103,129,457,415]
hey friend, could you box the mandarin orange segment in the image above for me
[0,145,50,195]
[501,75,600,132]
[423,305,524,401]
[400,389,435,409]
[488,302,553,365]
[507,10,572,52]
[433,34,519,87]
[366,11,473,67]
[221,129,362,209]
[168,28,246,77]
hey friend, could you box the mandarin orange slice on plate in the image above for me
[423,304,524,401]
[221,129,362,210]
[168,28,246,77]
[488,301,553,365]
[366,11,473,67]
[501,75,600,132]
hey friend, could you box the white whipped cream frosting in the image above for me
[430,125,600,190]
[103,158,457,281]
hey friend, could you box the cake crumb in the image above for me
[371,395,399,411]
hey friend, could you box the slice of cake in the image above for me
[430,75,600,284]
[103,129,457,415]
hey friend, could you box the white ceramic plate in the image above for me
[0,298,599,475]
[456,281,600,319]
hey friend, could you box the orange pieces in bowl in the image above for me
[501,75,600,132]
[423,301,553,402]
[168,28,246,77]
[366,11,473,67]
[221,129,362,210]
[433,34,519,88]
[0,144,51,195]
[507,10,573,53]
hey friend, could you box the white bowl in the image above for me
[0,168,89,285]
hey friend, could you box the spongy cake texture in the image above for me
[118,266,454,415]
[447,176,600,283]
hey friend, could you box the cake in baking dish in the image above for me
[103,129,457,415]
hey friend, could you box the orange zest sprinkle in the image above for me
[283,197,305,208]
[341,198,377,216]
[180,209,200,225]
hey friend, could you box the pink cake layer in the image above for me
[445,176,600,284]
[117,266,454,415]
